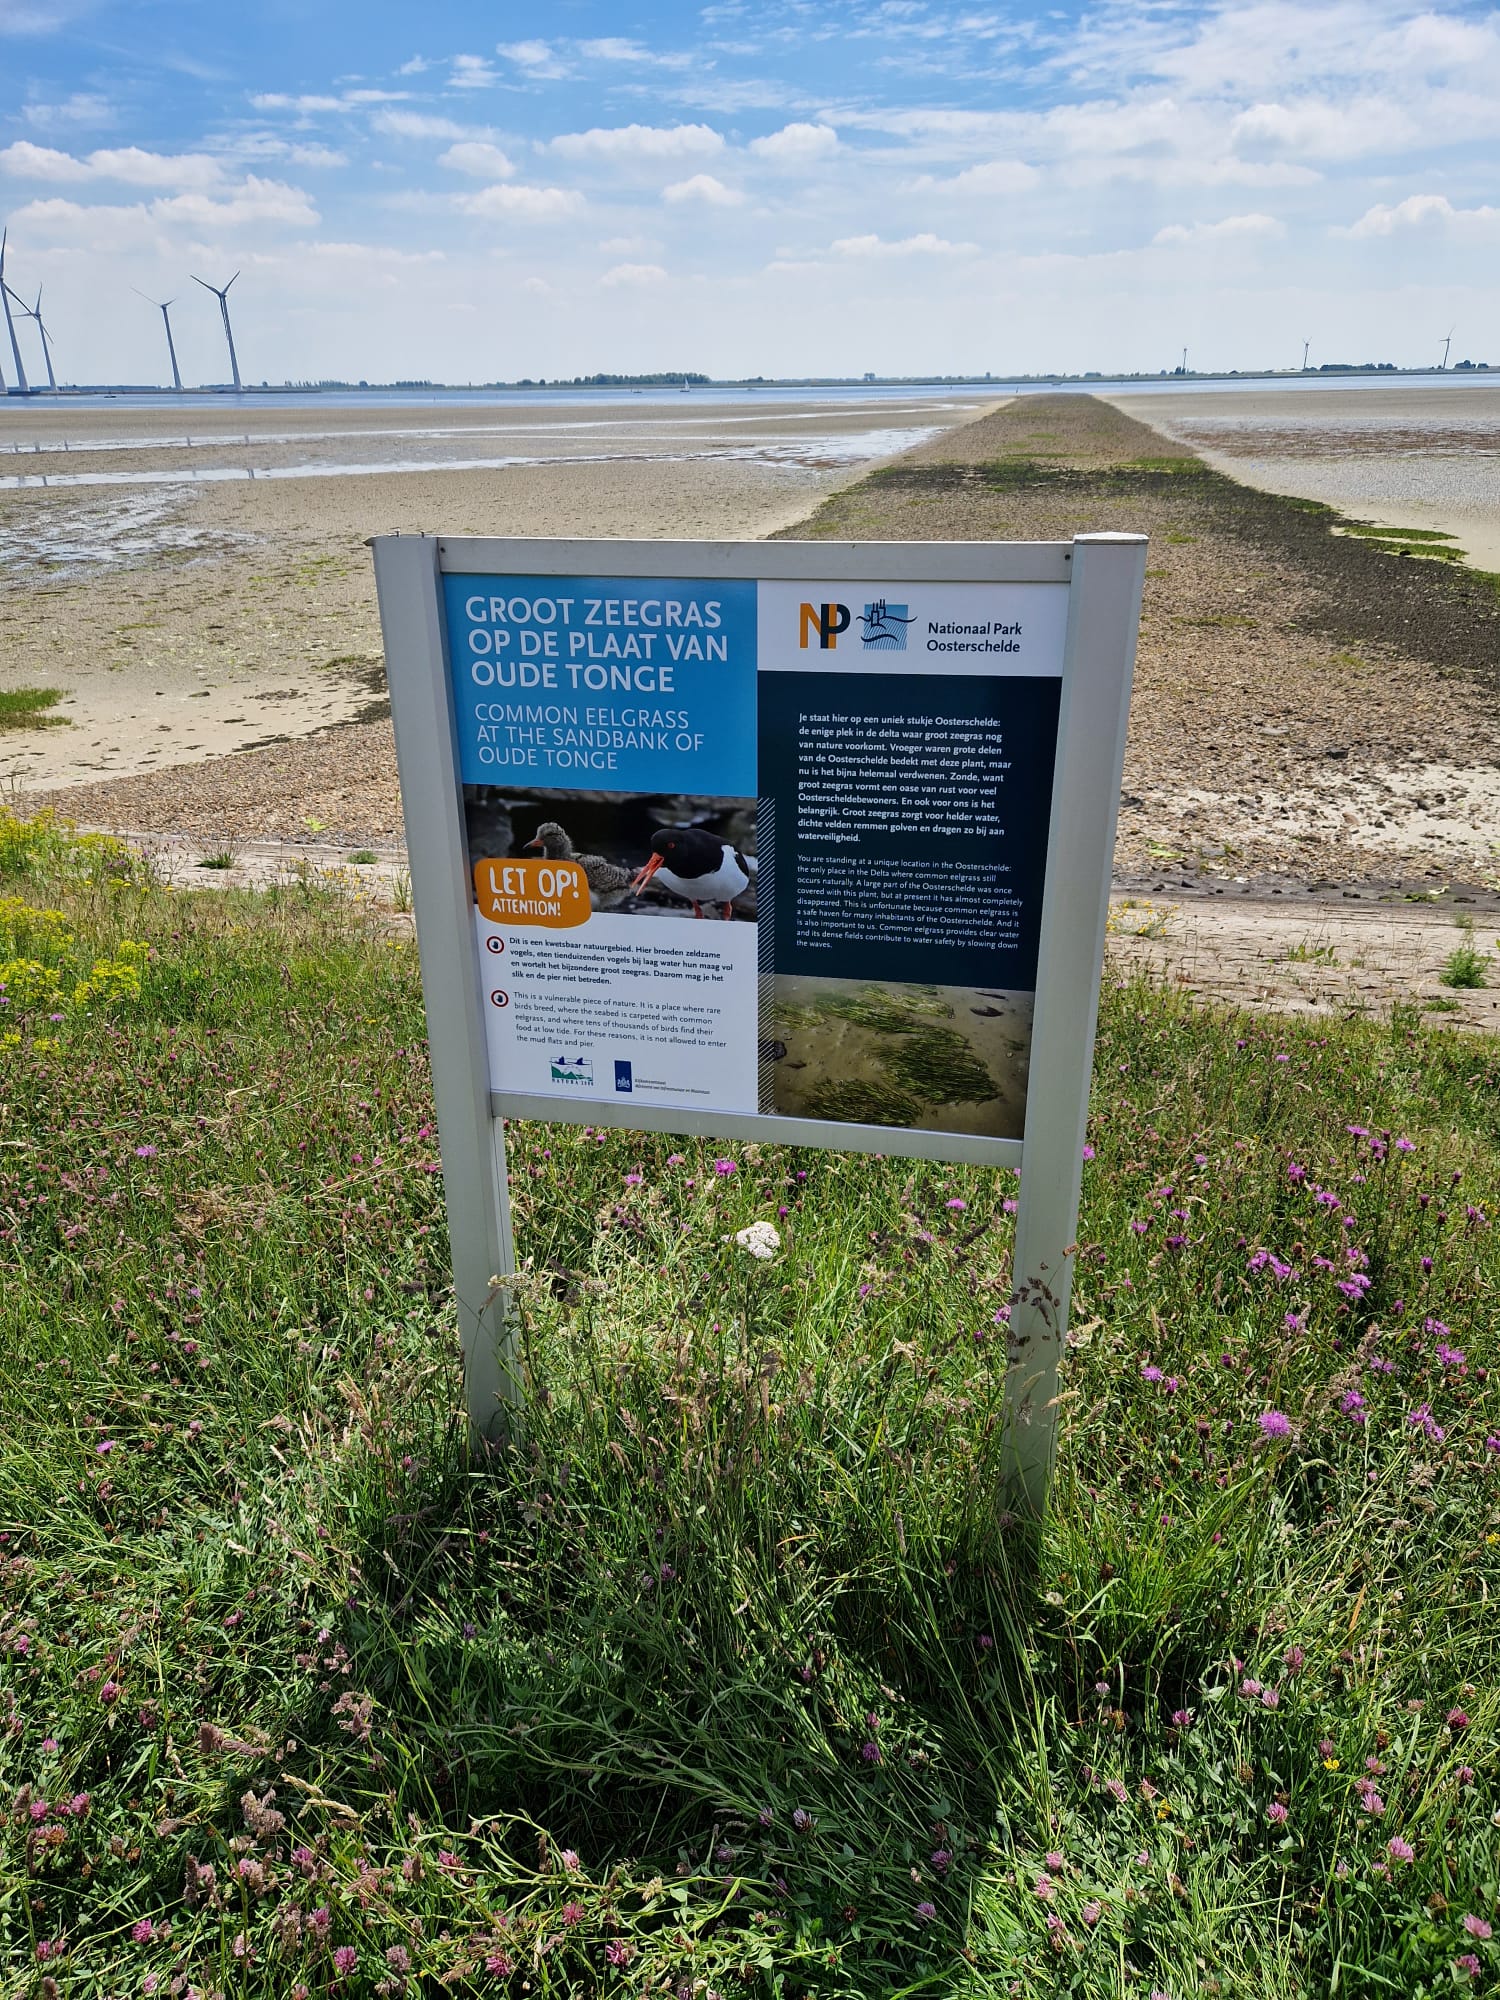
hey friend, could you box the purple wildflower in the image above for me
[1258,1410,1292,1439]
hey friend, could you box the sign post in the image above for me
[372,531,1145,1508]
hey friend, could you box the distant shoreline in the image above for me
[1,366,1492,410]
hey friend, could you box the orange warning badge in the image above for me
[473,857,590,929]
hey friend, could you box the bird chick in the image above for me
[524,820,633,909]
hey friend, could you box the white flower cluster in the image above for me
[730,1220,781,1262]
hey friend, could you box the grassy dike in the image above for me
[2,805,1499,1999]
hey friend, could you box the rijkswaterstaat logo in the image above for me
[798,600,916,651]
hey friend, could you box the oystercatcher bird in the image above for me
[631,827,753,919]
[523,820,633,909]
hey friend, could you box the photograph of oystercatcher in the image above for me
[463,787,758,922]
[768,976,1033,1140]
[631,827,755,920]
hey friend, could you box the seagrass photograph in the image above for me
[3,0,1500,1994]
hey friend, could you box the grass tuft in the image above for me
[0,685,70,730]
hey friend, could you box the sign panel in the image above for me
[372,532,1145,1507]
[443,570,1069,1149]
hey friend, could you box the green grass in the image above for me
[0,685,69,730]
[1340,526,1458,544]
[2,808,1499,1998]
[1440,917,1492,991]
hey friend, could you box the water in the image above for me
[0,369,1476,418]
[0,425,945,495]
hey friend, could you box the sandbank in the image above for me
[0,392,992,795]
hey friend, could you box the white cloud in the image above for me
[497,39,570,79]
[10,173,319,244]
[450,54,498,90]
[297,145,349,168]
[254,88,405,117]
[156,175,320,229]
[438,141,516,179]
[829,232,978,257]
[397,55,430,76]
[373,110,480,142]
[22,92,115,130]
[1231,97,1414,161]
[663,173,742,206]
[551,122,724,162]
[457,183,583,220]
[600,261,667,286]
[251,93,347,114]
[1343,193,1500,237]
[747,121,837,165]
[910,158,1039,195]
[580,35,696,69]
[1,0,81,31]
[0,142,225,189]
[1152,212,1285,245]
[598,234,660,254]
[581,37,648,61]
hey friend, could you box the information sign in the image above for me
[372,535,1145,1509]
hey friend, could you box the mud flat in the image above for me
[1118,382,1500,574]
[0,392,990,801]
[18,390,1500,918]
[781,394,1500,900]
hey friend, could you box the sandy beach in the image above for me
[0,391,990,795]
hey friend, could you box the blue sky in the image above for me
[1,0,1497,385]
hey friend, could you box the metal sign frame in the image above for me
[372,532,1145,1510]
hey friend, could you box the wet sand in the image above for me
[0,392,991,795]
[1118,383,1500,573]
[14,388,1500,919]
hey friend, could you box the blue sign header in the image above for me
[443,573,757,796]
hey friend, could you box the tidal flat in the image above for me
[0,391,990,798]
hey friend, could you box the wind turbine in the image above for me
[1440,326,1454,370]
[135,288,183,391]
[193,270,241,391]
[0,229,30,394]
[1302,339,1310,371]
[11,286,57,391]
